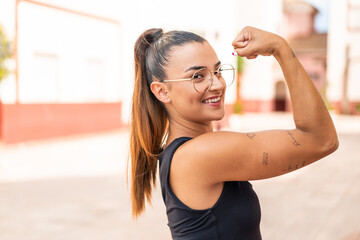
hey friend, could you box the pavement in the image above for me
[0,113,359,240]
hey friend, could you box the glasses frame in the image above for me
[162,64,235,93]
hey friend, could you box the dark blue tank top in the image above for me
[159,137,262,240]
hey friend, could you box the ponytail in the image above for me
[129,28,206,217]
[130,28,167,218]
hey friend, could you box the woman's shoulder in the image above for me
[159,136,193,165]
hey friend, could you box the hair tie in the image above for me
[144,28,163,46]
[151,29,163,42]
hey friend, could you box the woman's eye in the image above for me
[193,73,205,81]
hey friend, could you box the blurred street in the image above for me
[0,113,360,240]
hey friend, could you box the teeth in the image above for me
[203,96,221,103]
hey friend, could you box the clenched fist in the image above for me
[232,26,290,60]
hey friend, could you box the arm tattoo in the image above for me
[287,131,300,146]
[247,133,256,139]
[284,161,306,172]
[291,49,296,58]
[262,152,269,165]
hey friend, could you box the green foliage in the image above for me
[0,24,12,82]
[237,56,245,73]
[233,100,244,114]
[356,103,360,112]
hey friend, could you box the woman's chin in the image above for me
[211,112,225,121]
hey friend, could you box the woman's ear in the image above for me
[150,82,171,104]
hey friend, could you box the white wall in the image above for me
[0,0,284,123]
[327,0,360,103]
[234,0,283,102]
[17,1,121,103]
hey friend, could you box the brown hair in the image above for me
[129,28,205,217]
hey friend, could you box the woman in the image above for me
[129,27,338,239]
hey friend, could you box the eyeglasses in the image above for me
[162,64,235,93]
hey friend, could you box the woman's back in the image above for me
[159,137,262,239]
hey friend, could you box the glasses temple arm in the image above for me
[162,78,193,82]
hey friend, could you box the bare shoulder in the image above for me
[172,131,249,178]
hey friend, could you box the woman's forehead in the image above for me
[168,41,219,72]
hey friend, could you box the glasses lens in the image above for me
[218,64,235,87]
[192,68,212,92]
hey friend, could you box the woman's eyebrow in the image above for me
[214,61,221,68]
[185,65,205,72]
[184,61,222,72]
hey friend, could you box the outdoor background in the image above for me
[0,0,360,239]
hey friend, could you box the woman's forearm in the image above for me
[274,40,338,147]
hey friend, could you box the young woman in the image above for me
[129,27,338,239]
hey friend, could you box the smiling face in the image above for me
[160,41,226,125]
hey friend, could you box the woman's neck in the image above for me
[165,118,213,147]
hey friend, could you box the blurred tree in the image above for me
[0,24,12,83]
[233,56,245,114]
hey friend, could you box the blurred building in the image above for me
[240,0,360,115]
[232,0,283,113]
[273,0,328,112]
[0,0,123,143]
[4,0,358,143]
[0,0,285,143]
[327,0,360,114]
[2,0,358,144]
[274,0,360,114]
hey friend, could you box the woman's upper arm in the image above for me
[176,130,337,184]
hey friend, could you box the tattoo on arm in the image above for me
[262,152,269,165]
[247,133,256,139]
[291,49,296,58]
[284,161,307,172]
[287,131,300,146]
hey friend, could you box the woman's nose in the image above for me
[208,74,224,92]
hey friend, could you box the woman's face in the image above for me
[164,41,226,124]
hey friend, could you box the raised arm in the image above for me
[172,27,338,183]
[233,27,338,146]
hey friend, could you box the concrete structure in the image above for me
[232,0,283,113]
[273,0,328,112]
[4,0,359,143]
[0,0,123,143]
[327,0,360,114]
[282,0,318,38]
[0,0,284,143]
[240,0,360,115]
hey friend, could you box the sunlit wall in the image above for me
[1,0,283,126]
